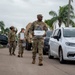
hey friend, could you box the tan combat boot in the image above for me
[38,59,43,66]
[18,55,20,57]
[21,54,23,57]
[32,58,35,64]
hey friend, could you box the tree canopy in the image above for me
[45,4,75,29]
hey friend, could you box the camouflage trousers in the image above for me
[32,38,44,60]
[18,43,24,56]
[9,41,16,54]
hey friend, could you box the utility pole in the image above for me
[67,0,71,27]
[67,0,73,27]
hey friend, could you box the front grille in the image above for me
[67,52,75,57]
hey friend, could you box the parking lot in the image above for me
[0,47,75,75]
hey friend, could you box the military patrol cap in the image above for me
[37,14,43,17]
[10,26,15,30]
[21,28,25,31]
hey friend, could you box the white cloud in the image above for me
[0,0,75,32]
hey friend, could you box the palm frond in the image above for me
[69,19,75,27]
[70,15,75,19]
[49,11,57,17]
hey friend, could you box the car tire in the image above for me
[59,48,65,64]
[27,43,31,50]
[43,51,46,55]
[48,47,54,59]
[26,41,28,50]
[43,48,46,55]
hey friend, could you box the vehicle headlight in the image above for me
[65,42,75,46]
[65,42,71,46]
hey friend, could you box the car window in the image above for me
[46,31,52,37]
[57,29,61,38]
[0,35,8,40]
[63,29,75,37]
[53,29,59,36]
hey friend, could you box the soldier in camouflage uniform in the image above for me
[8,26,16,55]
[18,28,26,57]
[30,14,48,66]
[15,28,18,48]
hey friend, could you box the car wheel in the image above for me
[27,43,32,50]
[59,49,65,64]
[43,51,46,55]
[43,48,46,55]
[48,48,54,59]
[26,40,32,50]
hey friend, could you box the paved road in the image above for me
[0,48,75,75]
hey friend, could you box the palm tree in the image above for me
[0,21,5,34]
[4,28,10,35]
[45,19,54,30]
[48,4,75,27]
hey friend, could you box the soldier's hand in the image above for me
[42,32,46,37]
[42,34,46,37]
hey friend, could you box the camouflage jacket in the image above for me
[18,32,26,43]
[8,30,16,42]
[29,20,48,39]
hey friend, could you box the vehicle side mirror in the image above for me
[53,36,59,41]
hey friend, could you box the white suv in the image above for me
[48,27,75,63]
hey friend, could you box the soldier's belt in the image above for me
[33,36,43,39]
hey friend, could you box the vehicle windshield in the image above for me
[63,29,75,37]
[46,31,52,37]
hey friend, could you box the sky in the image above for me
[0,0,75,32]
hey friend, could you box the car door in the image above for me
[54,29,61,56]
[50,29,60,56]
